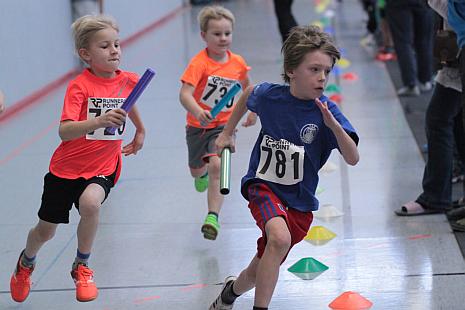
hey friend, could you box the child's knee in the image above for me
[78,193,101,217]
[79,185,104,216]
[79,200,101,217]
[190,166,207,178]
[266,228,291,254]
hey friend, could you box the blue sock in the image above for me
[20,250,36,268]
[73,249,90,269]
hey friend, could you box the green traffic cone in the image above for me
[287,257,329,280]
[325,84,341,93]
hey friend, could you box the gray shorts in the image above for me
[186,125,224,169]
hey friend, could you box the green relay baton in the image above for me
[220,148,231,195]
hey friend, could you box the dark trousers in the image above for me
[417,83,464,209]
[273,0,297,42]
[386,0,433,87]
[461,49,465,133]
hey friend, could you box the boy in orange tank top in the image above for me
[180,6,257,240]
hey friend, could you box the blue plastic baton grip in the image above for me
[106,68,156,134]
[210,82,242,119]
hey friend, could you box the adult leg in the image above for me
[461,49,465,133]
[273,0,297,42]
[412,2,434,84]
[386,2,416,87]
[454,111,465,163]
[417,83,462,209]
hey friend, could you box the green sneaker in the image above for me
[202,214,220,240]
[194,173,209,192]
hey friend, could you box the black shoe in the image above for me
[452,174,464,184]
[450,218,465,232]
[447,206,465,221]
[452,197,465,209]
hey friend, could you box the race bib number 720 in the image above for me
[86,97,126,140]
[256,135,305,185]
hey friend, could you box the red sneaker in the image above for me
[10,251,34,302]
[71,264,98,302]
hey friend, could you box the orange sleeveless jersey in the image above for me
[49,69,138,183]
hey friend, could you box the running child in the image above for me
[209,25,359,309]
[179,5,257,241]
[10,14,146,303]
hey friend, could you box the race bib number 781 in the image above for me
[256,135,305,185]
[86,97,126,140]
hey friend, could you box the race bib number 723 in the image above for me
[86,97,126,140]
[256,135,305,185]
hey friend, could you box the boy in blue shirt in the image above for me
[209,25,359,310]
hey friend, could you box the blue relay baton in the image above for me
[105,68,155,135]
[210,82,242,119]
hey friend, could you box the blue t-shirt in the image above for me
[241,83,359,212]
[448,0,465,48]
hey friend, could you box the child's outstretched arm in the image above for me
[59,108,126,141]
[216,85,254,154]
[179,82,212,126]
[123,106,145,156]
[315,98,359,165]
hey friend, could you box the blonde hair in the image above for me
[281,25,340,83]
[197,6,235,32]
[72,14,119,53]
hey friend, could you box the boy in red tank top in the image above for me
[10,14,146,303]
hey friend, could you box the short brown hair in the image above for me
[281,25,340,83]
[72,14,119,53]
[197,5,235,32]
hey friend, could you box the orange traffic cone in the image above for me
[328,291,373,309]
[329,94,342,104]
[341,72,359,81]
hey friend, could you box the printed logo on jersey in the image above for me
[87,97,126,141]
[300,124,319,144]
[277,203,285,212]
[88,97,125,109]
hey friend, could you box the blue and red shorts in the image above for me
[247,183,313,263]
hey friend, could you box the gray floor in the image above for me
[1,0,465,309]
